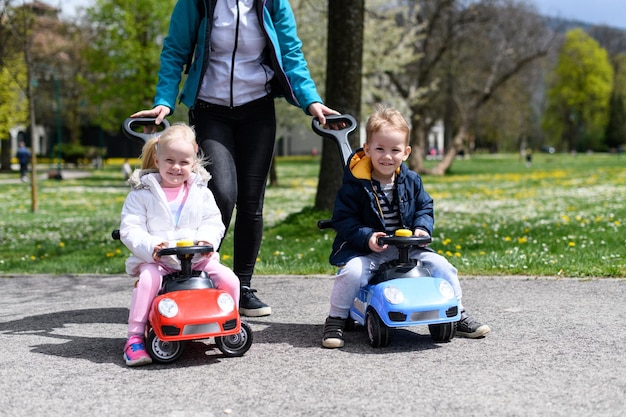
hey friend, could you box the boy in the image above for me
[322,105,490,348]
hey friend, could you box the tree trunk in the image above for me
[430,123,467,176]
[407,116,426,173]
[314,0,364,212]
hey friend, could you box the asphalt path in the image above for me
[0,275,624,417]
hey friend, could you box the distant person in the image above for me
[119,124,239,366]
[16,141,31,182]
[525,147,532,168]
[321,105,490,349]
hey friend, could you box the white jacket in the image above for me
[120,167,225,276]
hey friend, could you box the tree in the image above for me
[0,54,28,172]
[361,0,554,174]
[82,0,177,132]
[543,29,613,152]
[314,0,364,211]
[604,91,625,150]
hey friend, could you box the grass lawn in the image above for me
[0,152,624,277]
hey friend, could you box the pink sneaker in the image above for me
[123,336,152,366]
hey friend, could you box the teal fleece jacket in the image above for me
[153,0,323,113]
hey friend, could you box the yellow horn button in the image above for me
[395,229,412,237]
[176,240,194,247]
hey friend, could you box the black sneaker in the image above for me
[239,286,271,317]
[322,316,345,348]
[456,311,491,338]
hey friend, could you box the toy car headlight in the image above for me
[158,298,179,318]
[217,293,235,312]
[438,281,455,300]
[383,286,404,304]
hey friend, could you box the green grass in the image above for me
[1,152,624,277]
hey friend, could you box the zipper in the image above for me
[229,0,241,108]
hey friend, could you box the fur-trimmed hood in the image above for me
[127,164,212,190]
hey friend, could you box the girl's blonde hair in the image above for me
[139,123,207,170]
[365,105,410,145]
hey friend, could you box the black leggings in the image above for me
[191,95,276,287]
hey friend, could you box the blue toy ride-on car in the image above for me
[350,229,459,347]
[312,115,460,348]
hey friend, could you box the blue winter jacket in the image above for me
[154,0,323,113]
[329,149,435,267]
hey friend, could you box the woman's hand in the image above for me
[131,105,171,129]
[307,102,340,125]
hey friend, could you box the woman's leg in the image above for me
[194,97,276,316]
[195,116,238,239]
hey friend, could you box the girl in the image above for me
[120,123,239,366]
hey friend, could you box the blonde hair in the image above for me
[139,123,207,170]
[365,105,410,145]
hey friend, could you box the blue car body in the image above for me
[350,276,461,328]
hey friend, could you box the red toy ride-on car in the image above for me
[146,240,253,363]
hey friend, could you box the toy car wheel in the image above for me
[366,309,390,348]
[428,322,457,342]
[215,321,253,357]
[146,329,185,363]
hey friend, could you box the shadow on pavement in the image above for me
[247,319,445,354]
[1,307,445,368]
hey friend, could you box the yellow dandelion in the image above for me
[518,237,527,244]
[568,241,576,247]
[106,252,115,258]
[504,236,511,242]
[59,242,65,248]
[30,255,36,260]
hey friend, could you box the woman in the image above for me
[132,0,338,316]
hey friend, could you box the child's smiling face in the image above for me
[155,139,196,188]
[363,126,411,184]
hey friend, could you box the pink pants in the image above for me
[127,252,240,337]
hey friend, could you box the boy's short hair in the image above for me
[365,105,410,145]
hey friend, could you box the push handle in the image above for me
[121,117,171,144]
[311,114,358,165]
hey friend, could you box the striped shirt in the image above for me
[373,180,401,234]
